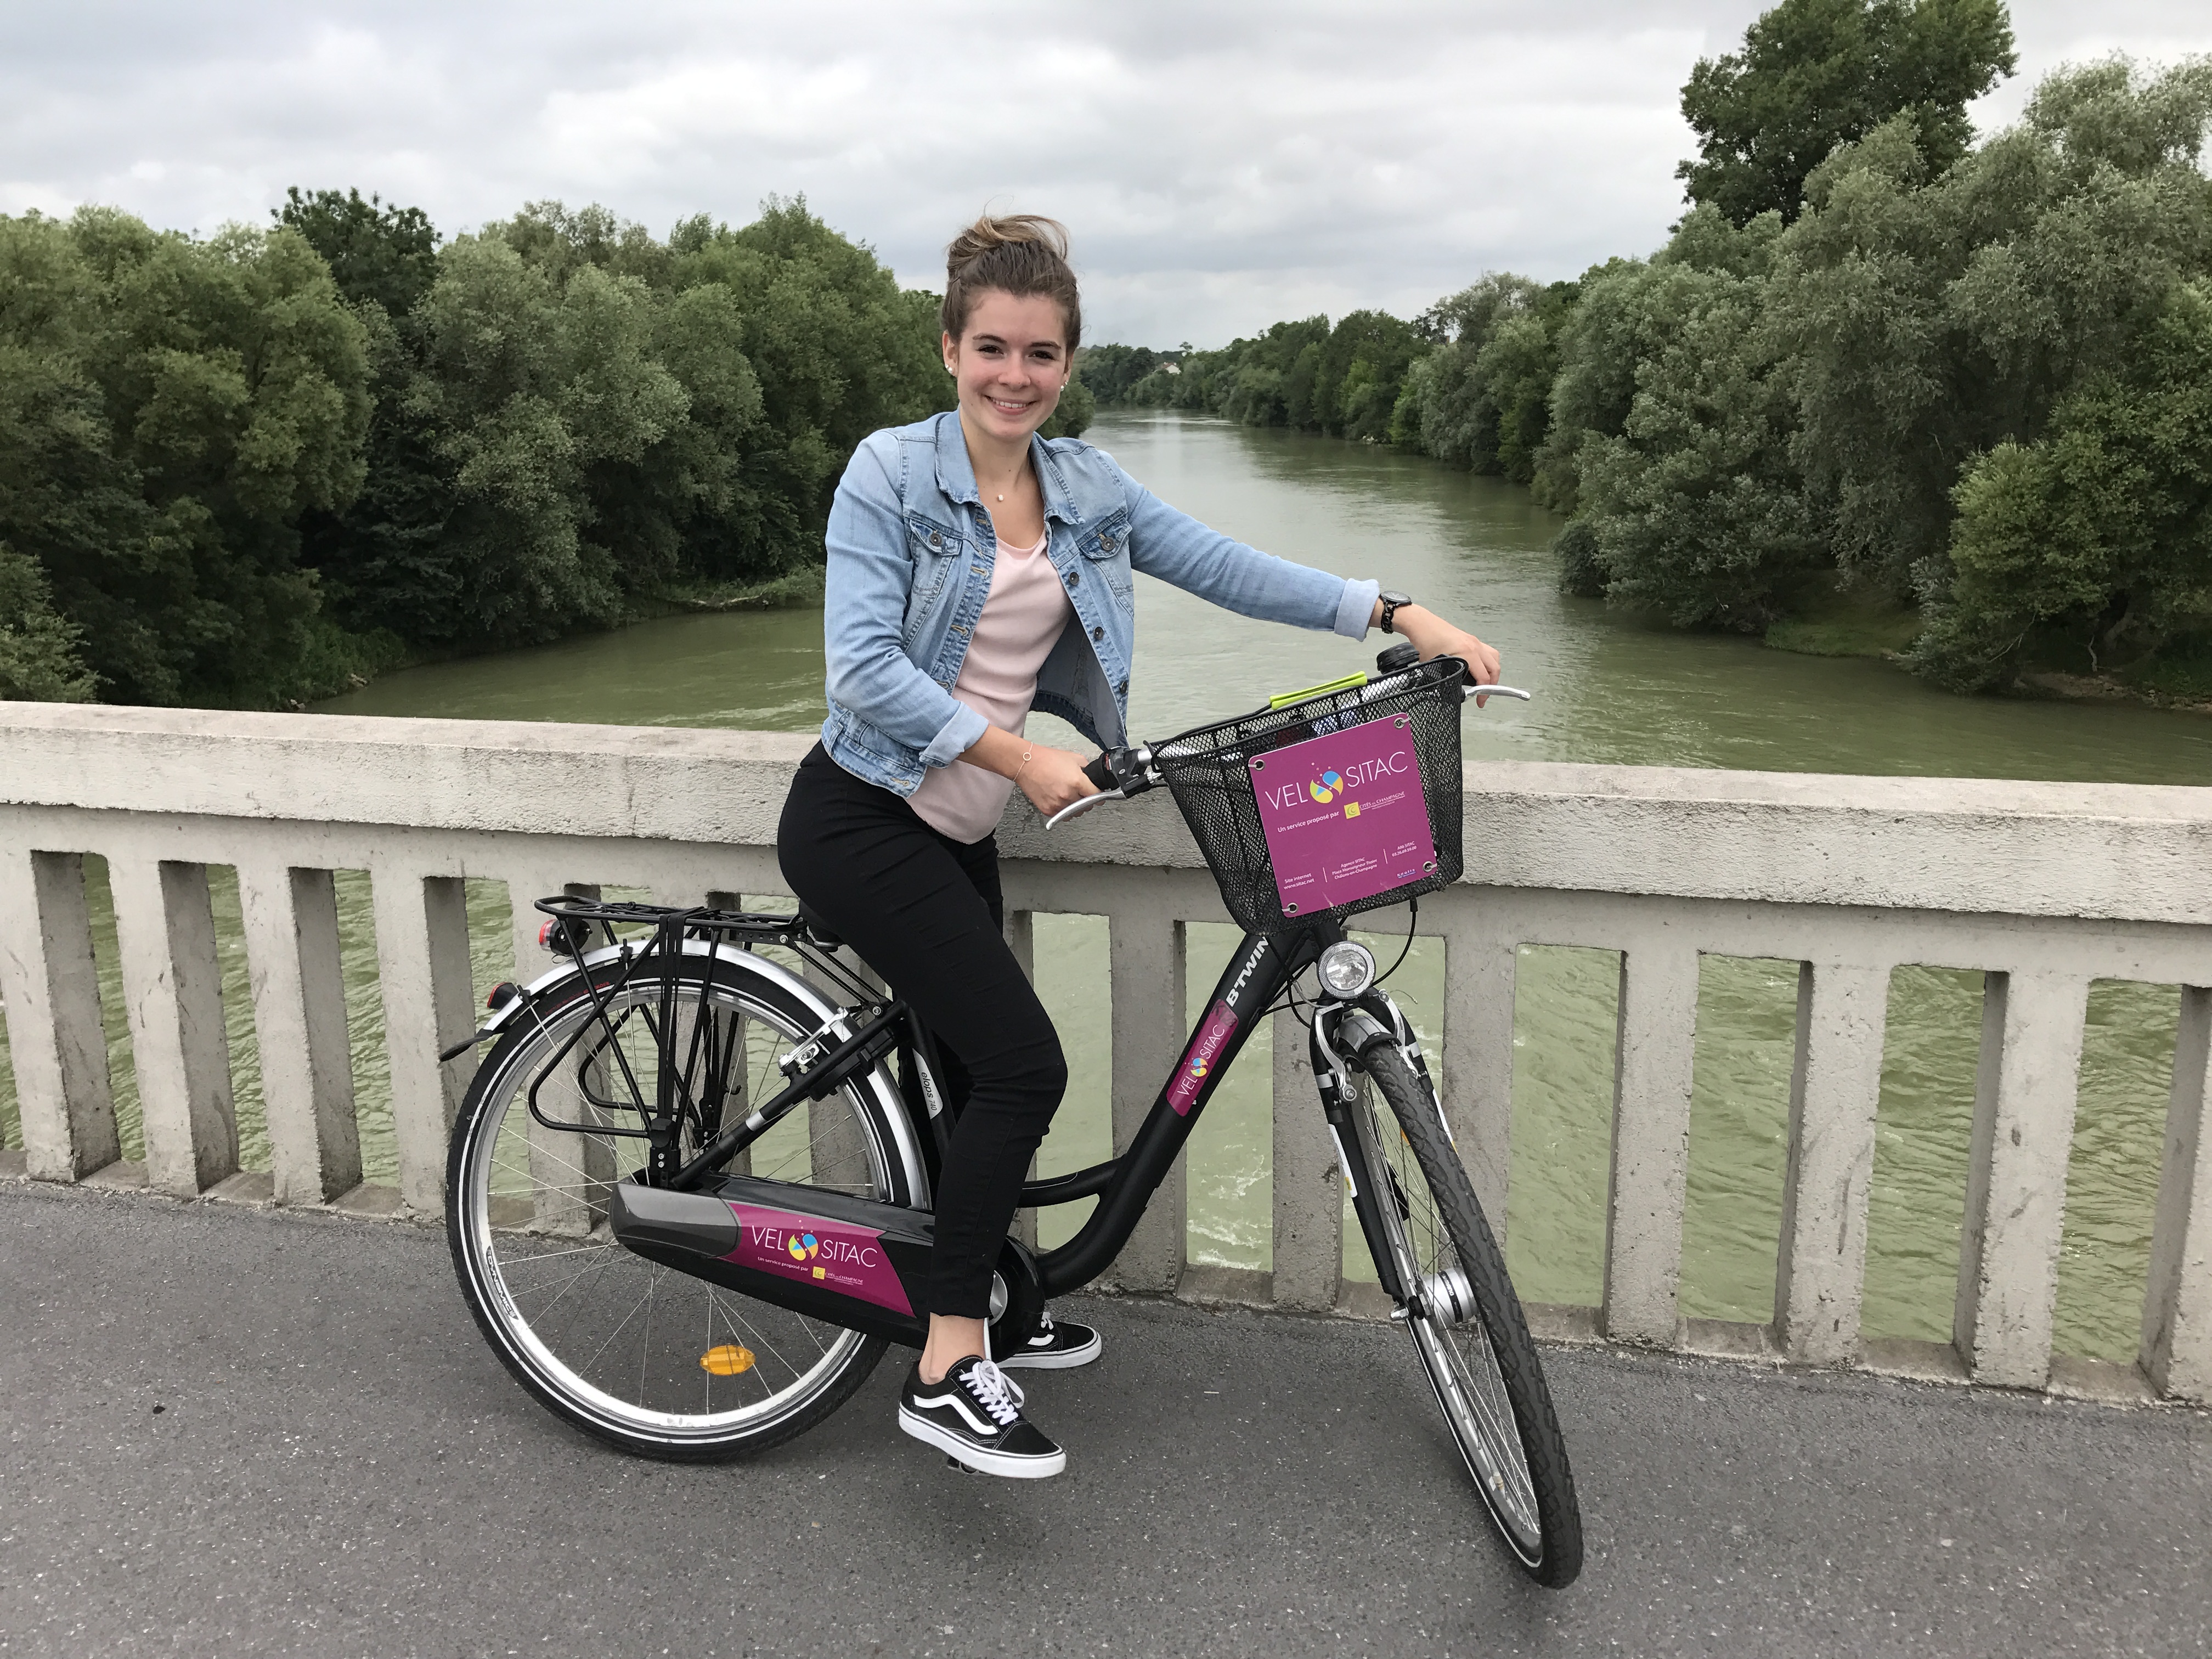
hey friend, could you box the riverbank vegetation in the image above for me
[0,196,1098,707]
[1090,3,2212,700]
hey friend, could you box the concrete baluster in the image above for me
[1441,924,1517,1237]
[238,864,363,1205]
[1601,940,1700,1347]
[1107,903,1186,1294]
[108,858,237,1198]
[1954,969,2091,1389]
[1270,1007,1341,1312]
[0,849,120,1180]
[371,869,476,1214]
[1773,961,1891,1364]
[2141,985,2212,1402]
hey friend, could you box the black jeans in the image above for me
[776,745,1066,1319]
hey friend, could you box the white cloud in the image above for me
[4,1,2206,345]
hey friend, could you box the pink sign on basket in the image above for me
[1250,713,1436,917]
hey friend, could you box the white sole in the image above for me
[898,1407,1066,1478]
[997,1331,1104,1370]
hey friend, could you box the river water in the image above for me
[9,411,2207,1361]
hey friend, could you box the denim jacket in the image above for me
[821,411,1379,794]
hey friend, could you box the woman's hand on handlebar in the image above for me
[1015,744,1101,817]
[962,726,1099,818]
[1372,600,1502,706]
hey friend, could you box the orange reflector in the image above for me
[700,1345,755,1376]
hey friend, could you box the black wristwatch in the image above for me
[1378,589,1413,635]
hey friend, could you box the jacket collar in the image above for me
[929,410,1078,525]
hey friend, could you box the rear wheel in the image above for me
[447,953,914,1461]
[1349,1041,1584,1586]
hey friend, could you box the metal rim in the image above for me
[1352,1081,1545,1559]
[455,968,892,1446]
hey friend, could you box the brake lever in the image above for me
[1045,792,1122,831]
[1464,684,1533,703]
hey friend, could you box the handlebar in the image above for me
[1045,651,1531,831]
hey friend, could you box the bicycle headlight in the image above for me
[1317,940,1377,999]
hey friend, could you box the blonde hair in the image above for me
[940,214,1081,352]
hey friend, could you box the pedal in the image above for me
[945,1455,983,1475]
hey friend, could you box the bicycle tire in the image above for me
[447,951,912,1462]
[1352,1042,1584,1586]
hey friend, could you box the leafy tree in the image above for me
[279,188,452,649]
[1041,372,1095,440]
[273,187,439,317]
[1768,59,2212,599]
[0,542,97,701]
[1076,344,1163,404]
[1313,310,1426,441]
[1917,280,2212,686]
[673,197,949,523]
[1398,275,1577,481]
[1680,0,2016,224]
[493,201,674,290]
[0,208,370,705]
[1550,212,1815,625]
[400,234,679,644]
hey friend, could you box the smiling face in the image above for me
[942,289,1071,448]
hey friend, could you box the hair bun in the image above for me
[946,214,1070,277]
[940,213,1082,352]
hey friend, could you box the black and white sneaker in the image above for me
[898,1357,1066,1479]
[997,1307,1103,1370]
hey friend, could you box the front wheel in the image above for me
[1350,1041,1584,1587]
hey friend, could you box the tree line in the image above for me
[1092,2,2212,697]
[0,194,1094,707]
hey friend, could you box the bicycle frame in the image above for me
[556,896,1424,1350]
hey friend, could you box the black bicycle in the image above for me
[443,642,1583,1587]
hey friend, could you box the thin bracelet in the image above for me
[1015,745,1034,785]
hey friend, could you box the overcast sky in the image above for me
[4,2,2208,345]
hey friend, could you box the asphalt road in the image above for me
[1,1181,2206,1659]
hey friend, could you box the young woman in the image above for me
[777,216,1500,1479]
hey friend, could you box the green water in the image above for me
[5,411,2204,1361]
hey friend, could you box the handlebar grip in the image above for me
[1082,751,1118,792]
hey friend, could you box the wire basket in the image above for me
[1153,657,1467,934]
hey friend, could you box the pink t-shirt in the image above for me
[909,526,1075,843]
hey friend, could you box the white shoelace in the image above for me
[960,1359,1025,1427]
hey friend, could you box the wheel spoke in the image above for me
[1353,1046,1564,1568]
[452,964,898,1451]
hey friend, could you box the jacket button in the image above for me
[928,532,941,549]
[952,623,969,635]
[1100,534,1116,551]
[1091,625,1104,642]
[1066,569,1080,587]
[1116,679,1128,695]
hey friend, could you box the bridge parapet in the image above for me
[2,700,2208,1404]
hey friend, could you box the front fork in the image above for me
[1310,992,1437,1311]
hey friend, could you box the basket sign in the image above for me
[1250,713,1437,916]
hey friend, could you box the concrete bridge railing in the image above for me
[2,701,2209,1406]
